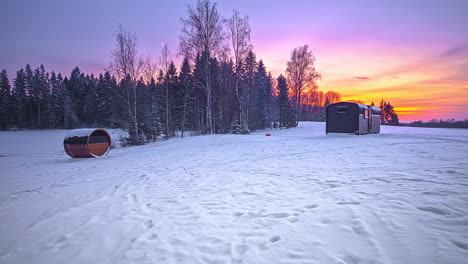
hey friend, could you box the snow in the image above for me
[0,122,467,264]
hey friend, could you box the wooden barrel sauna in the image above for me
[64,129,111,158]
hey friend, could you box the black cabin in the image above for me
[326,102,381,135]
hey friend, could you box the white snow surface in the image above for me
[0,122,467,264]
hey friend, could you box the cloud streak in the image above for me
[354,76,371,80]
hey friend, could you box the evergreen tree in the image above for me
[67,67,86,125]
[12,69,28,128]
[95,72,114,127]
[166,61,178,137]
[24,64,34,127]
[379,99,385,124]
[142,77,163,141]
[32,65,49,129]
[379,99,399,125]
[83,74,98,125]
[0,70,11,129]
[210,57,223,133]
[192,52,209,133]
[177,57,194,137]
[62,76,79,128]
[277,74,294,127]
[47,72,61,128]
[242,51,257,131]
[252,60,271,129]
[218,59,236,133]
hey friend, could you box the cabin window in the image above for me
[364,109,369,119]
[337,106,348,114]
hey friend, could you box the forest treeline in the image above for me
[0,60,342,141]
[401,119,468,129]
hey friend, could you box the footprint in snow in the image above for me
[264,212,289,218]
[145,219,154,229]
[232,244,248,260]
[337,201,360,205]
[258,235,281,251]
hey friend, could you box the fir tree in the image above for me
[178,57,194,137]
[24,64,34,127]
[62,76,79,128]
[47,72,61,128]
[0,70,11,129]
[12,69,27,128]
[252,60,271,129]
[32,65,49,129]
[242,50,257,131]
[277,74,294,127]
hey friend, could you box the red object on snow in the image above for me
[64,129,112,158]
[266,133,272,136]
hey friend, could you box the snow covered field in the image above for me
[0,122,467,264]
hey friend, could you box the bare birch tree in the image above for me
[159,43,171,138]
[108,24,148,143]
[179,0,225,134]
[143,58,158,84]
[286,45,320,126]
[227,9,252,130]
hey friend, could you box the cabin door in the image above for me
[368,107,372,133]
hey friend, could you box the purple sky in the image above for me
[1,0,467,121]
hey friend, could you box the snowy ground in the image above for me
[0,122,467,264]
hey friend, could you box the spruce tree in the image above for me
[24,64,34,127]
[48,72,61,128]
[253,60,271,129]
[32,65,49,129]
[0,70,11,129]
[178,57,193,137]
[242,51,256,131]
[277,74,294,127]
[12,69,27,128]
[62,76,79,128]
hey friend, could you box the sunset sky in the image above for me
[1,0,467,122]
